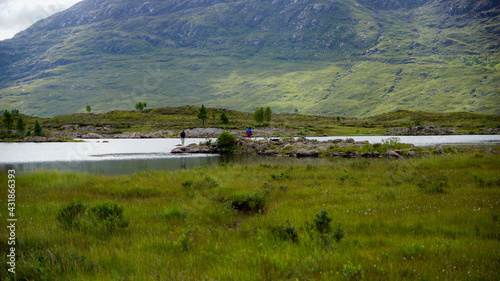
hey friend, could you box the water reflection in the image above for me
[0,154,340,175]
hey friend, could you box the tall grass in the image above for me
[0,152,499,280]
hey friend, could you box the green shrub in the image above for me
[313,209,332,234]
[338,261,363,280]
[271,223,299,243]
[88,203,129,232]
[217,132,237,149]
[333,223,345,242]
[57,200,87,228]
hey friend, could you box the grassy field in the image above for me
[1,150,499,280]
[2,107,499,141]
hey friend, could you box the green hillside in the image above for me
[0,0,498,117]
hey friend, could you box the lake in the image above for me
[1,135,499,174]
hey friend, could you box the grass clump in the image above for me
[229,191,266,214]
[415,175,449,194]
[57,200,87,229]
[164,206,188,220]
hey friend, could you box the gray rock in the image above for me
[81,133,103,139]
[386,149,403,158]
[435,145,444,154]
[171,147,188,153]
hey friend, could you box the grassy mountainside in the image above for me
[0,0,498,117]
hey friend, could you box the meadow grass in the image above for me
[0,151,499,280]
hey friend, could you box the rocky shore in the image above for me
[171,137,440,159]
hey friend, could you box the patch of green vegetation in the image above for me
[1,151,499,279]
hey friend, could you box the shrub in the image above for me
[333,223,345,242]
[271,223,299,243]
[338,261,363,280]
[313,209,332,234]
[217,132,237,149]
[57,200,87,228]
[88,203,129,232]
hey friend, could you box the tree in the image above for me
[264,107,272,123]
[86,105,91,113]
[2,110,13,133]
[16,116,26,134]
[253,107,264,123]
[217,132,237,149]
[198,105,208,126]
[220,112,229,124]
[34,120,43,136]
[135,102,147,111]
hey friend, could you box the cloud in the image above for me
[0,0,82,40]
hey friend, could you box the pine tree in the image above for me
[16,116,26,134]
[264,107,272,123]
[2,110,13,133]
[34,120,43,136]
[86,104,91,113]
[197,105,208,126]
[220,112,229,124]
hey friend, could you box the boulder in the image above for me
[386,149,403,158]
[22,136,47,142]
[171,146,188,153]
[435,145,444,154]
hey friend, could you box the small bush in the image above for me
[271,223,299,243]
[338,261,363,280]
[57,200,87,228]
[313,209,332,234]
[88,203,129,232]
[333,223,345,242]
[217,132,237,149]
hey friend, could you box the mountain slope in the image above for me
[0,0,498,117]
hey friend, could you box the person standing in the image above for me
[180,130,186,146]
[246,127,252,138]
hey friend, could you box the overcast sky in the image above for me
[0,0,83,40]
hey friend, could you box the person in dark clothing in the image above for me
[180,130,186,146]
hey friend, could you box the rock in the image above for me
[346,138,355,143]
[362,152,373,158]
[373,151,380,158]
[61,124,79,130]
[297,149,319,157]
[386,149,403,158]
[23,136,47,142]
[262,150,279,156]
[407,150,418,157]
[81,133,103,139]
[435,145,444,154]
[171,147,188,153]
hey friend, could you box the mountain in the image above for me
[0,0,499,117]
